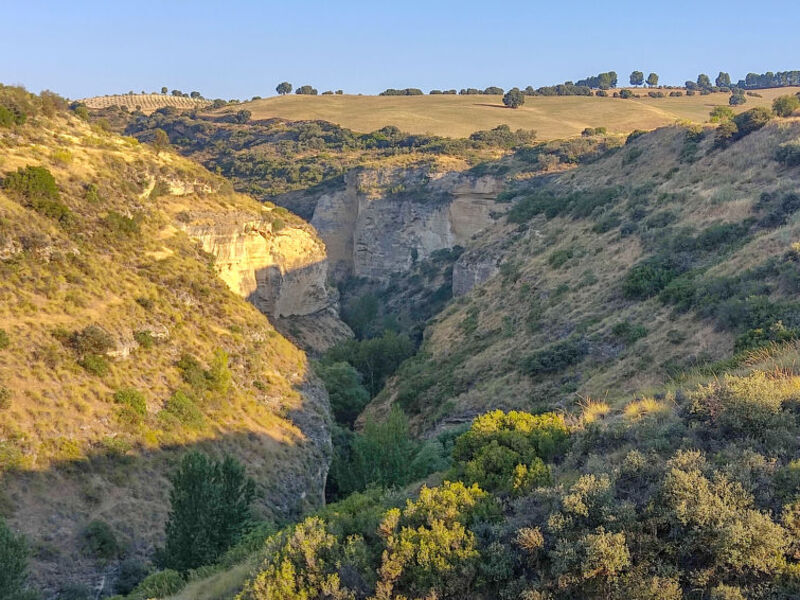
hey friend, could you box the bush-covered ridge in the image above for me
[117,359,800,599]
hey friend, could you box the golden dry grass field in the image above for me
[223,87,800,139]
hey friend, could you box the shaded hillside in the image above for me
[0,89,332,592]
[367,114,800,433]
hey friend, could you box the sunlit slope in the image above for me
[222,88,798,139]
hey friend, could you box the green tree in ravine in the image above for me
[0,518,32,600]
[646,72,659,87]
[773,94,800,117]
[322,329,414,397]
[502,88,525,109]
[329,406,423,496]
[629,71,644,87]
[275,81,292,95]
[716,71,731,87]
[162,451,255,571]
[315,361,370,427]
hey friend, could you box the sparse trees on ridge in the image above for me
[275,81,292,95]
[295,85,318,95]
[630,71,644,87]
[716,71,731,87]
[161,86,167,94]
[697,73,712,89]
[646,72,659,87]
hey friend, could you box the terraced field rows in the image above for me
[82,93,210,113]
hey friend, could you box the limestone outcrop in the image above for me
[178,209,332,318]
[303,167,506,282]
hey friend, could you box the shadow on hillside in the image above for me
[473,102,510,109]
[1,374,329,596]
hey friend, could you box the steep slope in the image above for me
[368,116,800,433]
[0,95,333,591]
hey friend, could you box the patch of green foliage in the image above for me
[451,410,568,494]
[315,361,370,427]
[2,165,72,224]
[0,518,33,600]
[523,336,588,375]
[322,330,414,397]
[162,451,255,572]
[79,520,119,560]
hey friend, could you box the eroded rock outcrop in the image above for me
[178,209,331,317]
[306,167,506,282]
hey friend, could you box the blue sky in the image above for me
[2,0,798,99]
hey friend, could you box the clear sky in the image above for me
[2,0,799,100]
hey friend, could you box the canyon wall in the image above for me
[305,168,506,282]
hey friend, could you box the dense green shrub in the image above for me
[2,165,71,223]
[114,558,150,594]
[176,349,231,395]
[69,324,115,355]
[128,569,184,600]
[773,94,800,117]
[163,390,204,426]
[732,107,772,138]
[523,336,587,375]
[623,256,681,299]
[79,520,119,560]
[612,321,647,344]
[451,411,567,494]
[78,354,109,377]
[133,330,154,349]
[104,210,140,236]
[328,407,445,499]
[776,140,800,166]
[163,451,255,571]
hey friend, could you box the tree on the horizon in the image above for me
[716,72,731,87]
[161,87,168,94]
[503,88,525,109]
[630,71,644,87]
[646,72,659,87]
[276,81,292,95]
[697,73,712,89]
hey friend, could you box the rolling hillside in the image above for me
[217,87,799,139]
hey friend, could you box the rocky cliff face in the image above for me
[179,209,331,318]
[306,167,506,282]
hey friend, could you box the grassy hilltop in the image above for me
[219,87,799,139]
